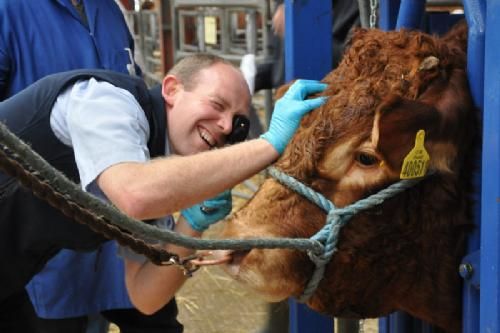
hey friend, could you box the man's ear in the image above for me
[162,75,181,108]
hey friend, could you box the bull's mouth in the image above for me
[224,250,251,277]
[194,249,251,278]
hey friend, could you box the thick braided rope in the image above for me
[0,121,324,253]
[268,167,424,302]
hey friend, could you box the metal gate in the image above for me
[170,0,273,63]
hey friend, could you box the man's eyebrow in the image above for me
[210,94,230,107]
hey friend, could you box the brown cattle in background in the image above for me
[217,22,477,332]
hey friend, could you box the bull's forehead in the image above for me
[325,28,442,102]
[278,29,445,181]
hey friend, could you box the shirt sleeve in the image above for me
[51,78,151,190]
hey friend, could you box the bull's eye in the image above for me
[355,152,379,167]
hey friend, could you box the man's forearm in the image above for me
[124,217,200,314]
[98,138,279,220]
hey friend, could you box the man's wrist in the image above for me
[177,215,204,236]
[180,210,207,232]
[259,133,284,155]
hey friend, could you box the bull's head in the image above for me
[218,22,476,332]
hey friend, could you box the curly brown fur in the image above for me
[220,22,477,333]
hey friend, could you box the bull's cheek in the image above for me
[236,270,294,302]
[305,296,339,317]
[249,250,308,299]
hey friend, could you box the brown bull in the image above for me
[217,22,477,332]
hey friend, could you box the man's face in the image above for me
[164,63,251,155]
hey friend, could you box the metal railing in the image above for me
[171,0,273,64]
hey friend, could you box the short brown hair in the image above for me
[168,53,236,91]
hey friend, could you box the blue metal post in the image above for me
[461,1,486,332]
[379,0,400,31]
[463,0,486,109]
[284,0,332,82]
[480,1,500,331]
[396,0,426,30]
[284,1,333,331]
[289,300,334,333]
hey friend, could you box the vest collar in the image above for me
[148,85,167,158]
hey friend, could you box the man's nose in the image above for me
[218,114,233,135]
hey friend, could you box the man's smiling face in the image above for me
[163,62,251,155]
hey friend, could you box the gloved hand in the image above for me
[181,190,232,232]
[260,79,327,154]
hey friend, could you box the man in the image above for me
[0,54,326,329]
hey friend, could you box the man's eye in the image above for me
[355,153,379,167]
[211,101,223,111]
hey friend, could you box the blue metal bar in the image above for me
[379,0,400,31]
[284,1,333,331]
[461,1,486,332]
[461,250,480,333]
[289,300,334,333]
[379,316,389,333]
[396,0,425,29]
[284,0,332,82]
[480,1,500,331]
[389,312,413,332]
[463,0,486,109]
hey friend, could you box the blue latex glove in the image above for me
[181,190,232,232]
[261,79,327,154]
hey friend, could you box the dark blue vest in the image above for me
[0,69,166,302]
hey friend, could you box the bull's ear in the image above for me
[372,95,442,173]
[374,32,475,176]
[441,20,468,56]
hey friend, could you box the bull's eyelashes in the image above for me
[226,115,250,144]
[354,152,380,168]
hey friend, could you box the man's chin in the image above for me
[171,138,212,156]
[185,144,210,155]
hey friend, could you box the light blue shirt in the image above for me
[51,79,150,190]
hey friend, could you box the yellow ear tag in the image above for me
[400,130,430,179]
